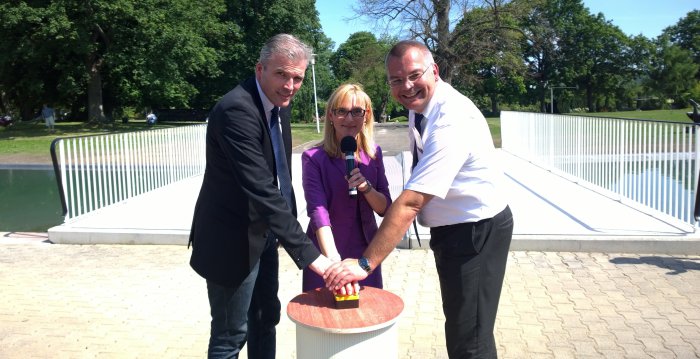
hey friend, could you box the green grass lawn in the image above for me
[1,108,692,161]
[0,119,202,156]
[565,108,694,122]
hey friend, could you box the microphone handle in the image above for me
[345,153,357,197]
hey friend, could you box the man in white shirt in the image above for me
[323,40,514,358]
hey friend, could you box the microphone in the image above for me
[340,136,357,198]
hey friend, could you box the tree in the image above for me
[663,10,700,66]
[453,4,527,114]
[563,13,629,111]
[0,0,227,122]
[352,0,529,84]
[330,32,397,121]
[648,38,699,105]
[520,0,561,112]
[517,0,633,112]
[292,33,337,124]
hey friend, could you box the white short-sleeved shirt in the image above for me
[405,80,508,227]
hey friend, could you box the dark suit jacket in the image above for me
[189,76,321,288]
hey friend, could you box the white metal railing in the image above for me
[50,124,206,221]
[501,111,700,228]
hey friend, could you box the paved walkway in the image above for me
[1,239,699,358]
[2,122,700,358]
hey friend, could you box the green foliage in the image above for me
[291,31,337,123]
[0,0,228,121]
[0,0,328,123]
[329,32,396,121]
[647,40,699,104]
[1,0,698,126]
[663,10,700,66]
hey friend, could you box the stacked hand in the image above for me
[323,258,368,295]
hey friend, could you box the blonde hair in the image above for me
[320,83,377,159]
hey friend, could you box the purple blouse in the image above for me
[301,144,392,291]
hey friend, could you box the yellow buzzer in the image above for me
[333,291,360,309]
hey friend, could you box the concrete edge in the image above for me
[48,227,189,245]
[400,234,700,255]
[510,235,700,254]
[39,229,700,255]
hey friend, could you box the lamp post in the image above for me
[549,85,577,114]
[311,54,320,133]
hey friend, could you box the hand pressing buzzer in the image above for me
[307,256,359,296]
[323,189,431,294]
[317,159,379,297]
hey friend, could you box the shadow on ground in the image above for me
[610,256,700,275]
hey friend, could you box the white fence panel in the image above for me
[501,111,700,228]
[50,124,207,221]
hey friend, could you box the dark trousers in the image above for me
[429,206,513,359]
[206,235,280,359]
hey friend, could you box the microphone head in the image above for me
[340,136,357,153]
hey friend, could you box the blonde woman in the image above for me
[301,83,391,291]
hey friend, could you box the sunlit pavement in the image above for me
[1,241,699,358]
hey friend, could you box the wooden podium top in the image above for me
[287,286,404,334]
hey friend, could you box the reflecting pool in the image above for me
[0,167,63,232]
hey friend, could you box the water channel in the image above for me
[0,167,63,232]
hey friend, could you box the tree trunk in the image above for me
[377,90,389,123]
[20,103,37,122]
[87,61,105,123]
[540,87,547,113]
[490,93,499,115]
[434,0,453,83]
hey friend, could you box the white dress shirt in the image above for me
[405,80,508,227]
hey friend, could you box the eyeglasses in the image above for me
[332,107,366,118]
[387,64,433,88]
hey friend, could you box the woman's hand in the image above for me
[347,168,371,193]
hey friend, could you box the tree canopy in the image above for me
[0,0,697,122]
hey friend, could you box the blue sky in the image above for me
[316,0,698,49]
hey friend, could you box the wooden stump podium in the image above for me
[286,286,404,358]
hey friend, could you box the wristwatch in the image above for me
[358,256,372,274]
[360,180,373,194]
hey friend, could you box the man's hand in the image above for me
[323,258,368,294]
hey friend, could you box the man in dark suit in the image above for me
[189,34,338,358]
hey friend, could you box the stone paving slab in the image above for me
[1,242,699,358]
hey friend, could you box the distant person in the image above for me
[324,40,514,358]
[301,83,391,292]
[146,112,157,126]
[188,34,345,358]
[42,104,55,131]
[0,114,12,128]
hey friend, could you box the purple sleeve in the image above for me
[373,146,393,213]
[301,149,331,229]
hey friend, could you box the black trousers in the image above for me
[429,206,514,359]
